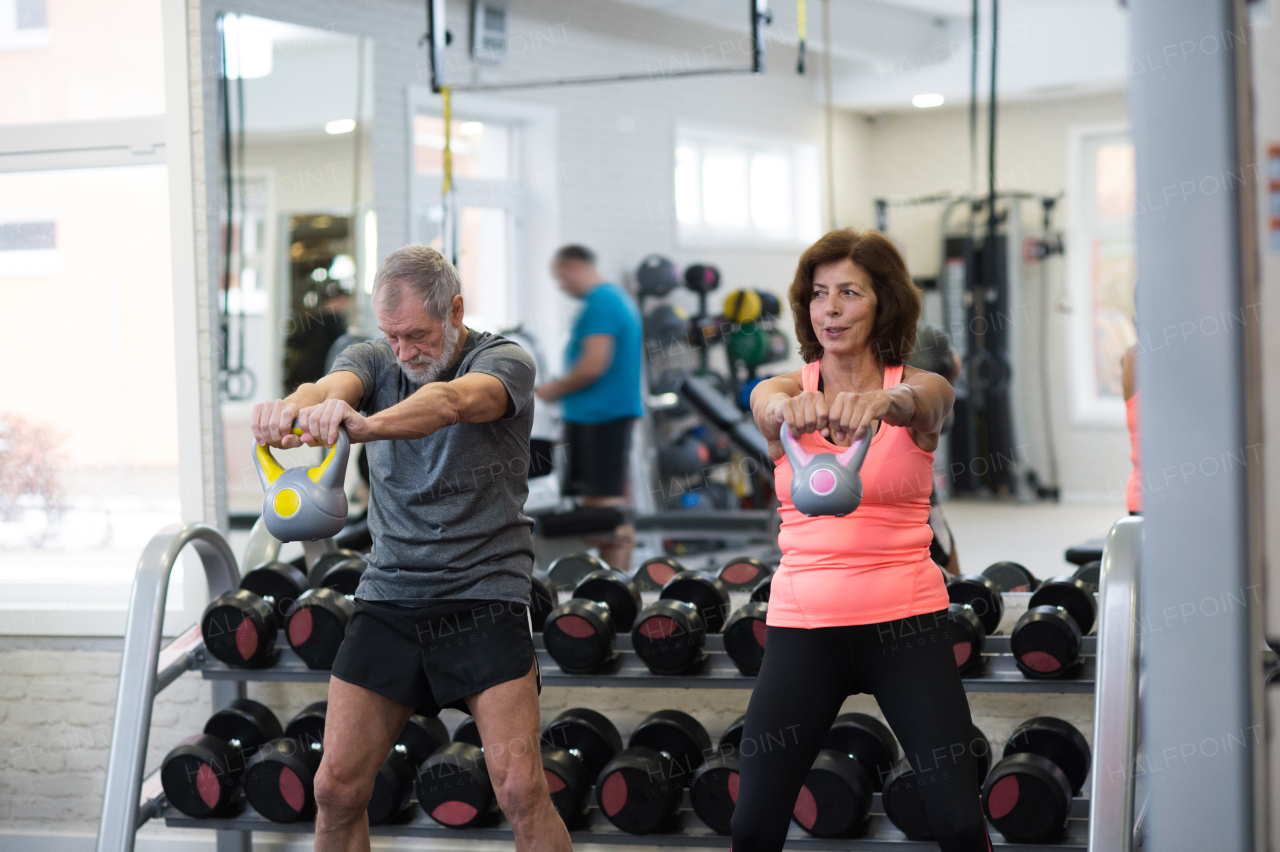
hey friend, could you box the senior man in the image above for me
[252,244,567,852]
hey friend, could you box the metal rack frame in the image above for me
[95,518,1141,852]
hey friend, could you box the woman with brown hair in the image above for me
[731,229,989,851]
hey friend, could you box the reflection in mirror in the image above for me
[214,14,373,521]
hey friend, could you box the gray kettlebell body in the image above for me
[254,424,350,541]
[780,423,875,518]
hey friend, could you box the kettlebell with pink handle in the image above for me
[779,422,876,517]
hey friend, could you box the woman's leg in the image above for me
[855,610,991,852]
[730,625,854,852]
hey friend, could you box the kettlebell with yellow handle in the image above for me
[254,421,350,541]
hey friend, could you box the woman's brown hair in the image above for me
[788,228,920,365]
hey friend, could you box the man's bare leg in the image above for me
[467,665,571,852]
[314,677,413,852]
[581,495,633,573]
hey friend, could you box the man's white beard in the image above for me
[398,322,461,384]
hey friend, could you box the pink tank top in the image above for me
[768,362,950,628]
[1125,391,1142,513]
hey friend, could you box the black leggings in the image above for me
[730,609,991,852]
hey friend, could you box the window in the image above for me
[1066,124,1136,426]
[674,126,820,247]
[0,1,181,635]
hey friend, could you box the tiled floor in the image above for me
[943,497,1129,582]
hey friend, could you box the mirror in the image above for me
[212,14,374,520]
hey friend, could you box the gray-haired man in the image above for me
[251,245,569,852]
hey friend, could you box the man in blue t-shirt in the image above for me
[536,245,643,571]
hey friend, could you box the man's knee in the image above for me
[314,762,372,822]
[490,762,545,820]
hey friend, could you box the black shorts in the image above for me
[331,598,539,716]
[564,418,634,498]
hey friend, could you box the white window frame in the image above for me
[1065,121,1134,429]
[0,0,204,636]
[673,123,821,250]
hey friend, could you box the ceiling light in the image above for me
[326,119,356,134]
[912,94,945,108]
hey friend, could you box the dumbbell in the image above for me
[528,572,559,632]
[310,551,367,595]
[244,702,327,822]
[1072,560,1101,592]
[946,574,1005,636]
[596,710,711,834]
[723,601,768,676]
[689,716,749,835]
[285,587,353,670]
[540,708,623,826]
[661,571,731,633]
[161,699,283,818]
[882,724,992,841]
[948,602,987,675]
[792,746,874,838]
[982,561,1039,593]
[417,740,498,828]
[542,570,642,673]
[822,713,899,792]
[546,552,606,591]
[750,574,772,602]
[716,556,772,590]
[1011,575,1097,679]
[200,562,311,668]
[632,598,707,675]
[982,717,1091,843]
[633,555,683,591]
[367,714,449,826]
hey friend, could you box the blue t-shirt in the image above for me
[563,282,644,424]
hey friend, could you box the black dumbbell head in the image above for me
[239,561,308,619]
[315,555,366,596]
[453,717,482,748]
[284,701,327,750]
[541,708,622,779]
[793,749,873,838]
[946,574,1004,635]
[717,557,772,590]
[528,572,559,632]
[969,723,993,784]
[243,736,323,823]
[201,590,278,669]
[723,601,768,676]
[573,569,643,632]
[823,713,900,793]
[633,556,682,591]
[546,553,605,591]
[982,561,1039,593]
[417,742,497,828]
[947,602,986,674]
[396,714,449,766]
[749,574,772,603]
[631,599,707,675]
[982,751,1073,843]
[882,759,933,840]
[306,549,361,587]
[719,715,747,755]
[1030,575,1097,634]
[542,599,617,674]
[368,749,416,826]
[285,587,353,670]
[629,709,712,787]
[596,747,685,834]
[204,698,283,753]
[1003,716,1091,796]
[540,742,594,826]
[660,571,731,634]
[1072,560,1101,593]
[690,750,740,835]
[1011,605,1083,679]
[161,734,247,818]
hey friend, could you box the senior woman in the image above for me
[732,229,989,852]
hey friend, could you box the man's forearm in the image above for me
[365,384,455,441]
[285,383,327,412]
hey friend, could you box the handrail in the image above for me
[1087,515,1142,852]
[95,523,240,852]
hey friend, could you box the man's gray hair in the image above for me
[372,244,461,320]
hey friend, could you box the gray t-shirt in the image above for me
[331,329,536,604]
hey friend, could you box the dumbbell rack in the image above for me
[95,519,1141,852]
